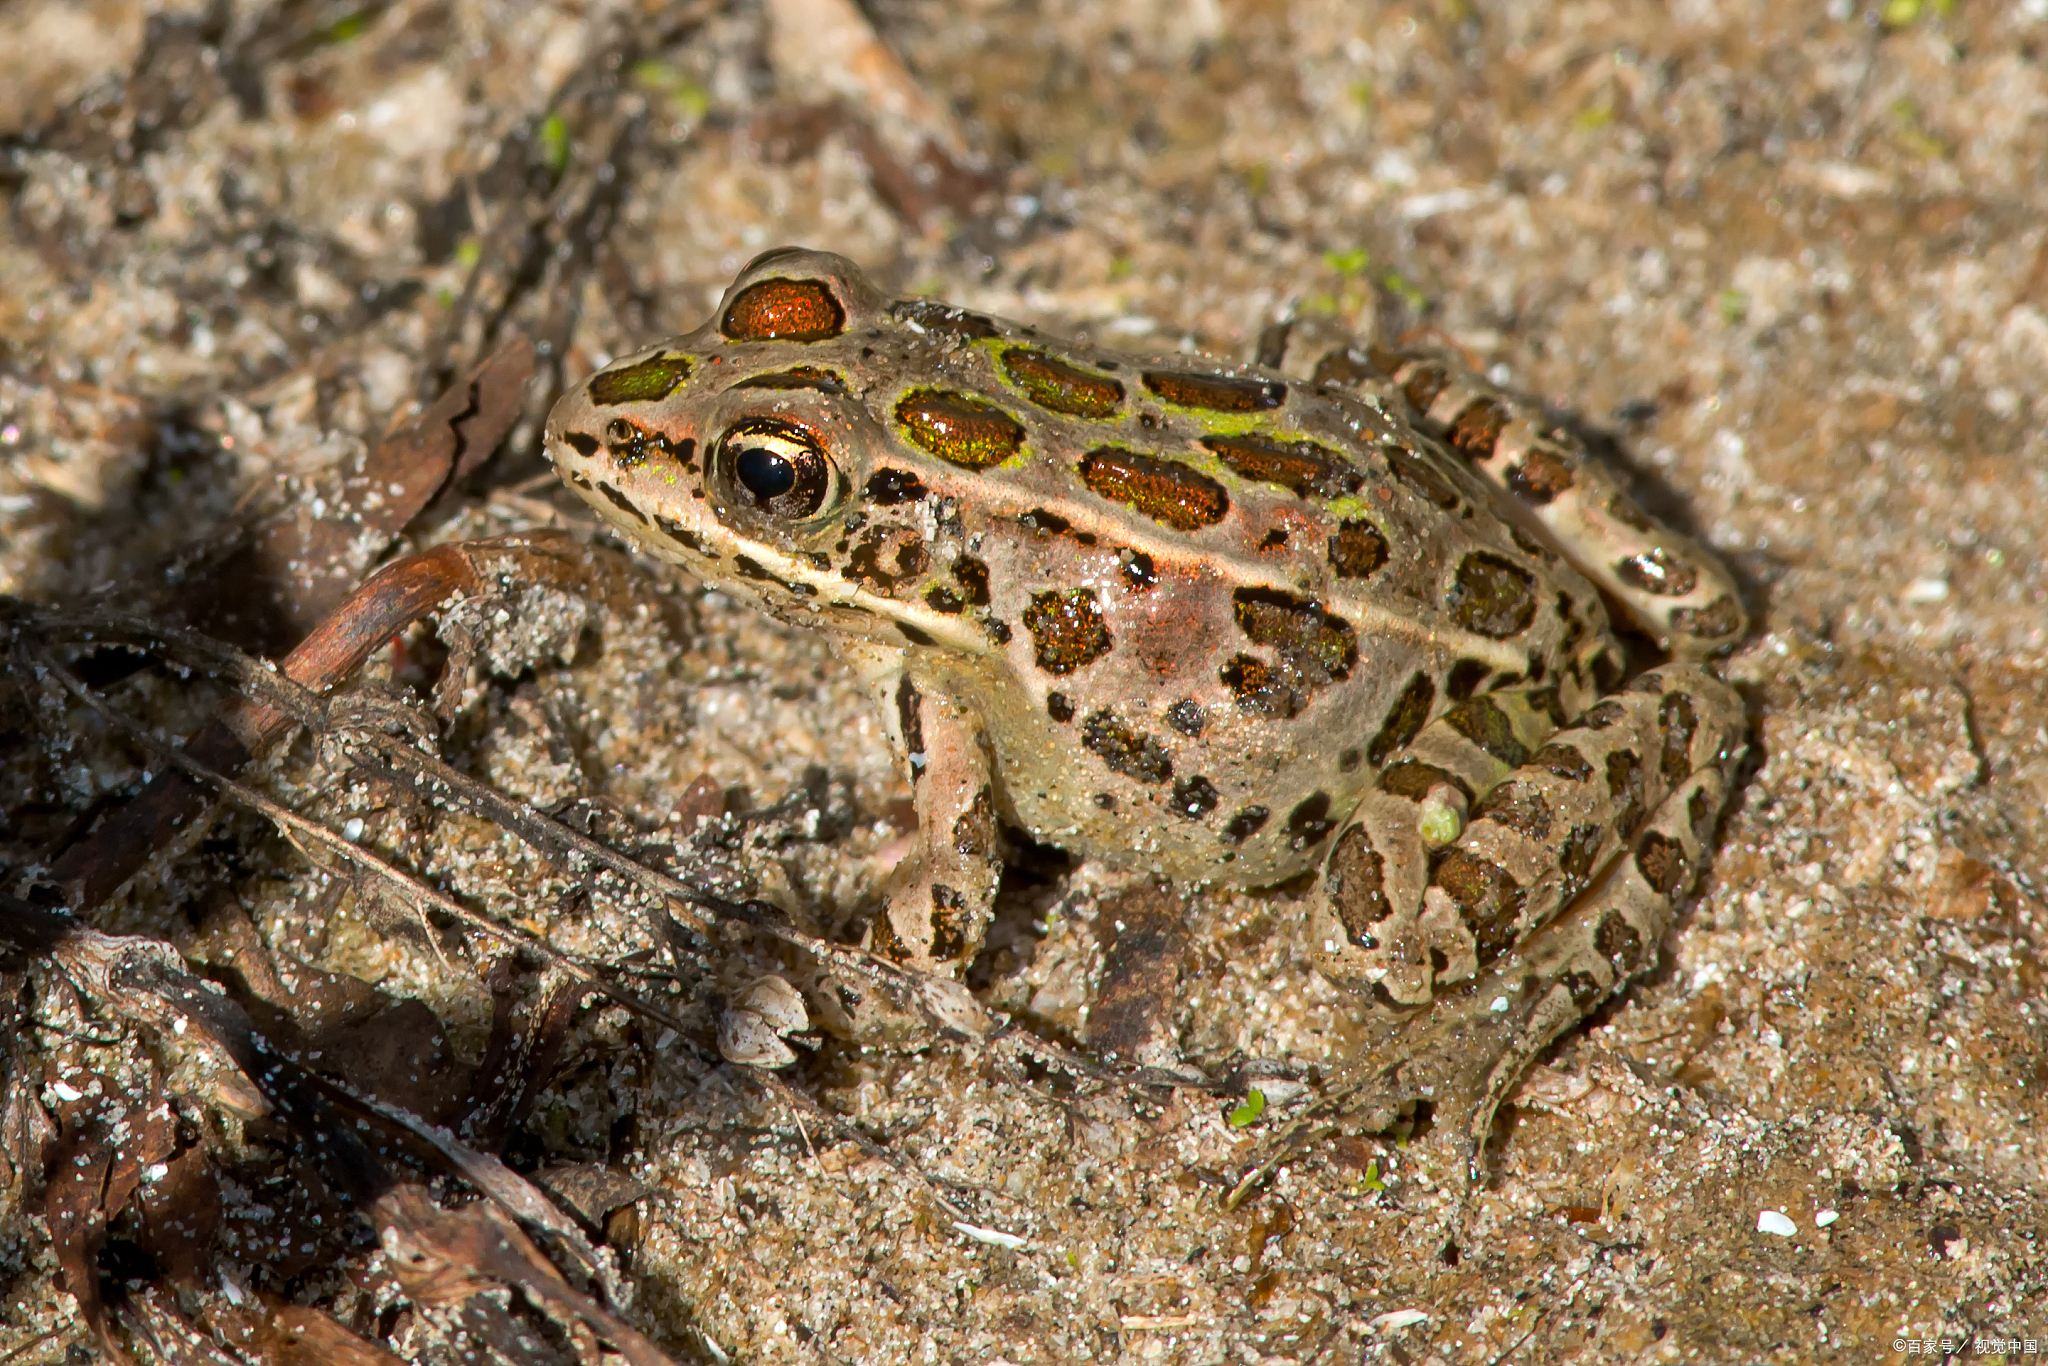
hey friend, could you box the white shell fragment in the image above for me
[716,974,811,1068]
[951,1220,1028,1250]
[734,973,810,1035]
[1756,1209,1798,1237]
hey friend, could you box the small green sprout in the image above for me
[539,113,570,175]
[1228,1088,1267,1128]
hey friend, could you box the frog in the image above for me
[543,247,1748,1138]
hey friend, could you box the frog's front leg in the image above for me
[1310,666,1745,1134]
[837,640,1002,976]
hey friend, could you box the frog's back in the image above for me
[547,250,1615,884]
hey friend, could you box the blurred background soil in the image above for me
[3,0,2047,1362]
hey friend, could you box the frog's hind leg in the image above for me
[1319,344,1747,659]
[1309,665,1744,1142]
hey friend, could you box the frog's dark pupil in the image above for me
[736,446,796,501]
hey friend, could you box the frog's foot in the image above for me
[1307,664,1744,1148]
[1314,343,1747,659]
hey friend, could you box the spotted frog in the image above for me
[546,249,1747,1129]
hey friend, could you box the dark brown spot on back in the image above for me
[1022,589,1112,674]
[952,555,991,607]
[1200,432,1360,498]
[890,298,999,341]
[1688,785,1716,840]
[1433,850,1525,960]
[1082,709,1173,784]
[1473,780,1552,841]
[1401,362,1450,414]
[925,585,964,613]
[589,353,693,405]
[1444,696,1529,767]
[1046,692,1074,723]
[1616,548,1700,597]
[1120,549,1158,592]
[1221,654,1293,717]
[1232,587,1357,681]
[1448,398,1509,460]
[1328,519,1390,579]
[1142,370,1286,412]
[1380,760,1470,801]
[1001,347,1126,418]
[1672,595,1744,640]
[1018,507,1075,537]
[1310,346,1385,388]
[1449,552,1539,638]
[1605,491,1657,533]
[1079,448,1230,530]
[1635,832,1689,895]
[1558,823,1604,900]
[1327,825,1391,947]
[1367,671,1436,767]
[1658,691,1698,784]
[896,389,1026,469]
[1222,806,1270,843]
[1166,699,1205,736]
[1606,749,1644,836]
[1446,659,1490,700]
[1287,792,1335,849]
[1594,909,1642,969]
[1172,775,1220,818]
[1506,445,1575,504]
[1530,741,1593,782]
[722,278,846,341]
[1384,447,1461,508]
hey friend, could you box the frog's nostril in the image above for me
[736,446,796,501]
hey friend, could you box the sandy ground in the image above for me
[3,0,2047,1362]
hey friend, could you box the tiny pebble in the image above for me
[1815,1209,1840,1228]
[1757,1209,1798,1237]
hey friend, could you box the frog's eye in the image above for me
[714,418,834,521]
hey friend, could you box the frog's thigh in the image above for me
[1312,684,1567,1008]
[1330,346,1747,659]
[1314,666,1743,1010]
[870,678,1002,973]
